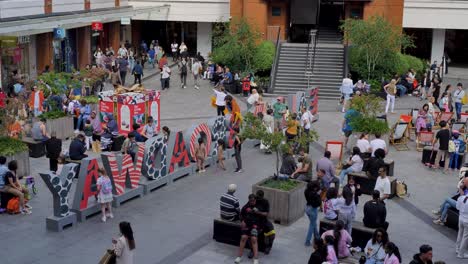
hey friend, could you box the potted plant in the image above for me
[81,95,99,112]
[241,113,318,225]
[0,97,30,177]
[39,110,74,140]
[347,94,390,147]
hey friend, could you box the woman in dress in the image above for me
[415,104,429,137]
[113,221,135,264]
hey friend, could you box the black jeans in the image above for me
[180,73,187,87]
[134,74,142,84]
[49,158,58,173]
[120,71,127,86]
[234,147,242,170]
[217,105,225,116]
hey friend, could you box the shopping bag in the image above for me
[462,94,468,105]
[98,249,116,264]
[92,141,102,153]
[396,180,408,198]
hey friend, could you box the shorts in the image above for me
[241,224,259,237]
[344,130,352,137]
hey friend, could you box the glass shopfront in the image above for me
[0,36,31,93]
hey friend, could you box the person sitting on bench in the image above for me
[363,190,389,230]
[290,148,313,182]
[2,160,31,214]
[220,184,240,221]
[0,156,7,212]
[235,194,261,264]
[433,176,468,225]
[31,117,49,142]
[254,190,275,255]
[364,148,386,180]
[69,134,88,161]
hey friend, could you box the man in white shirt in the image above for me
[161,64,171,90]
[213,87,227,116]
[340,73,354,112]
[300,107,314,134]
[454,83,465,121]
[191,60,202,90]
[370,133,387,157]
[374,166,391,201]
[171,40,179,61]
[356,133,371,156]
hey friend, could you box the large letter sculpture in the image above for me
[39,164,78,217]
[143,135,167,180]
[101,143,145,195]
[72,158,100,210]
[186,123,212,161]
[169,131,191,173]
[208,116,227,157]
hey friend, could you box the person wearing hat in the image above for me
[220,184,240,221]
[454,83,465,121]
[273,97,286,132]
[409,244,433,264]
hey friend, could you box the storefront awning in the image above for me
[0,5,170,37]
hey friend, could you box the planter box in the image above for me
[6,151,30,177]
[46,116,74,140]
[252,177,307,225]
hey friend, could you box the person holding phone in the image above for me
[112,221,135,264]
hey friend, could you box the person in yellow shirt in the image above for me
[286,113,299,141]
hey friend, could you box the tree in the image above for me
[211,18,275,73]
[341,16,414,80]
[241,113,318,178]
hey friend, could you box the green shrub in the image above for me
[253,41,275,71]
[349,116,390,135]
[0,137,28,156]
[261,179,300,191]
[82,95,99,104]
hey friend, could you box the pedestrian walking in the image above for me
[233,127,243,173]
[192,59,202,90]
[132,61,143,85]
[454,83,465,121]
[213,87,227,116]
[97,168,114,222]
[110,66,122,87]
[118,56,129,86]
[171,40,179,61]
[161,64,171,90]
[45,132,62,173]
[128,48,135,74]
[304,180,321,247]
[384,79,397,114]
[179,58,188,89]
[340,73,354,113]
[112,221,135,264]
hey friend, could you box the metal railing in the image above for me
[269,27,281,94]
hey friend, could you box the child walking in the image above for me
[217,139,226,170]
[195,138,206,173]
[83,119,93,150]
[97,168,114,222]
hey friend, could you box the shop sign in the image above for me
[121,17,131,25]
[18,35,30,44]
[91,22,103,31]
[53,28,66,39]
[0,36,17,48]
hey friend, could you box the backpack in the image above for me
[181,63,187,74]
[101,178,113,195]
[7,197,20,214]
[449,139,456,153]
[459,140,466,154]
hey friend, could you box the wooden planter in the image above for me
[252,177,307,225]
[46,116,74,140]
[6,151,30,177]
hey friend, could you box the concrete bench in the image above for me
[22,137,45,158]
[213,218,265,252]
[319,218,377,250]
[348,172,397,197]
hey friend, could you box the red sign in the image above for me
[91,22,103,31]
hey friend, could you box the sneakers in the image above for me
[433,219,444,225]
[234,257,242,263]
[25,204,33,210]
[21,209,32,215]
[194,86,199,90]
[235,169,243,173]
[102,215,107,222]
[253,259,259,264]
[106,213,114,219]
[432,209,441,216]
[74,130,80,134]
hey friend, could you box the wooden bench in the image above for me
[213,218,265,252]
[348,172,397,198]
[22,137,45,158]
[319,218,376,250]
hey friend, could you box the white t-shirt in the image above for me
[301,111,314,130]
[192,62,202,75]
[162,66,171,79]
[370,139,386,157]
[374,176,391,198]
[247,93,259,105]
[171,43,179,52]
[350,154,363,172]
[213,90,226,106]
[356,139,371,153]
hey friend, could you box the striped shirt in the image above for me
[220,192,240,221]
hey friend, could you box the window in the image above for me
[272,7,281,17]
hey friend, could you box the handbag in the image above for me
[98,249,116,264]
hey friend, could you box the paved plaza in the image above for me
[1,70,468,264]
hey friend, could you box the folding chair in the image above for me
[390,122,410,150]
[460,113,468,123]
[438,112,454,123]
[452,122,465,133]
[417,131,434,151]
[326,141,344,168]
